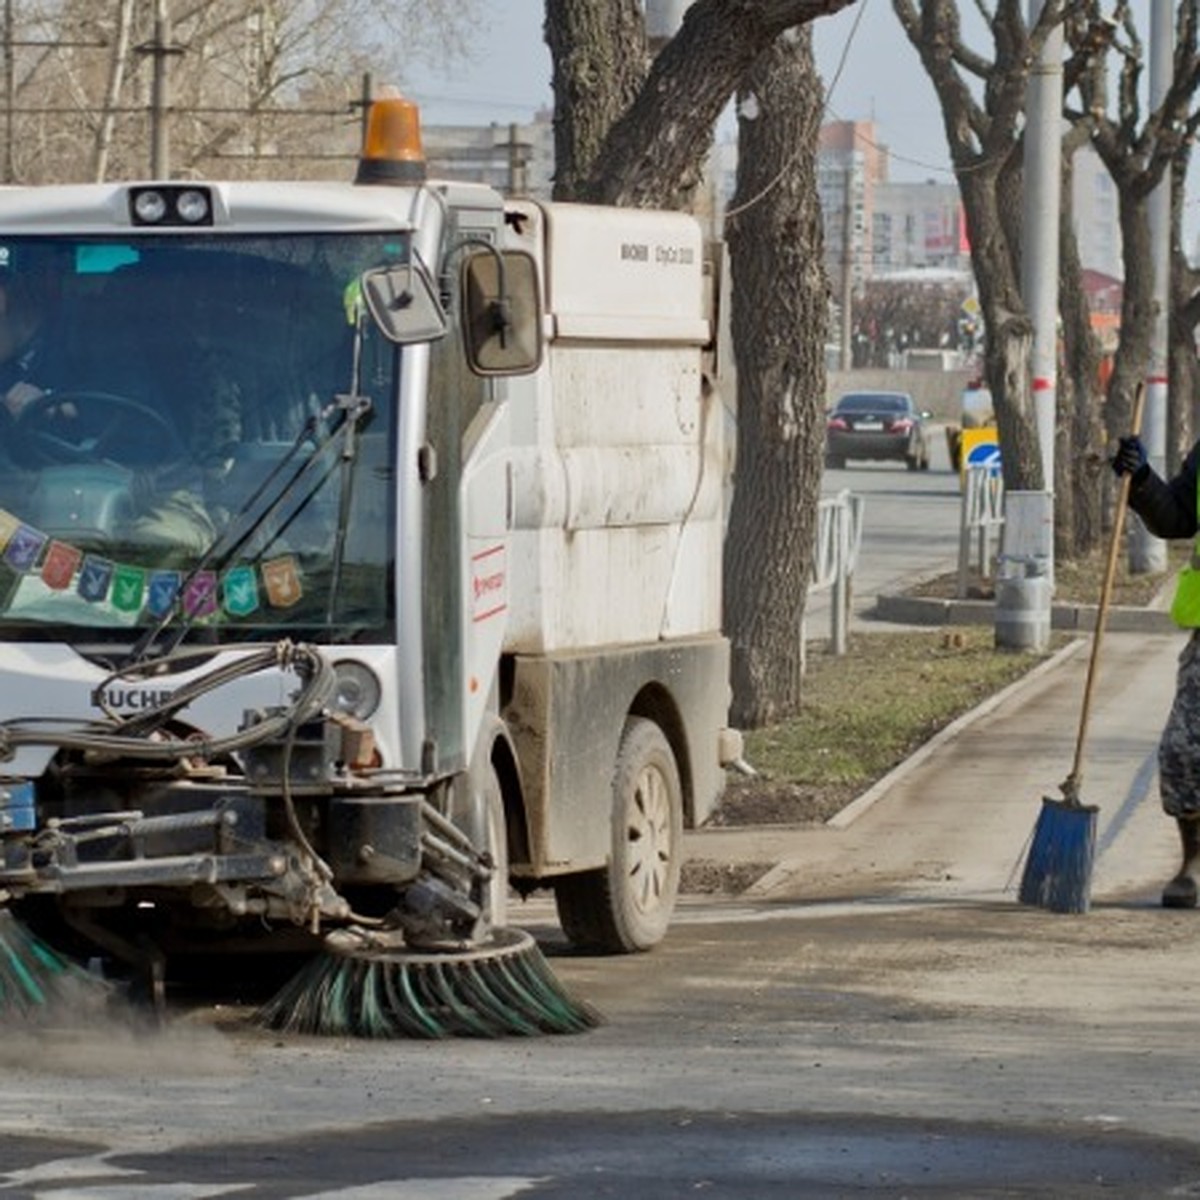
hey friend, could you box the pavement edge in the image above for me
[824,635,1087,830]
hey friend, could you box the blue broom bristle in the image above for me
[1018,796,1098,914]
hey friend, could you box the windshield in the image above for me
[0,232,407,646]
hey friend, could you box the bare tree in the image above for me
[1055,121,1106,558]
[1065,0,1200,448]
[1170,132,1200,474]
[891,0,1072,498]
[549,0,854,208]
[545,0,846,725]
[2,0,482,183]
[544,0,647,200]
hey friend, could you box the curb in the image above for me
[872,592,1177,634]
[824,635,1087,830]
[739,636,1094,898]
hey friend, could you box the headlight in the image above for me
[176,188,210,224]
[128,185,214,227]
[331,660,381,719]
[132,189,168,224]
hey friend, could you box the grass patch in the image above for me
[912,540,1186,606]
[709,627,1069,828]
[702,541,1180,832]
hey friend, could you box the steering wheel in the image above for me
[13,390,185,468]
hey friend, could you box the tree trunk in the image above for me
[1170,140,1198,475]
[91,0,137,183]
[723,29,828,728]
[575,0,853,208]
[891,0,1048,494]
[544,0,647,201]
[1057,141,1104,558]
[1104,193,1155,442]
[542,2,843,725]
[957,165,1043,492]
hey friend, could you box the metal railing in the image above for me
[957,463,1005,596]
[804,489,864,663]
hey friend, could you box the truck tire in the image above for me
[482,763,509,931]
[554,716,683,953]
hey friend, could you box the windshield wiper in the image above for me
[126,391,373,666]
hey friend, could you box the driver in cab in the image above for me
[0,245,77,429]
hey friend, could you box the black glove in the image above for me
[1111,435,1148,480]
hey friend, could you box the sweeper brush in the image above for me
[0,908,110,1020]
[256,927,602,1038]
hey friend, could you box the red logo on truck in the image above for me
[471,544,507,622]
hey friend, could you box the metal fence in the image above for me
[957,464,1004,596]
[804,489,865,665]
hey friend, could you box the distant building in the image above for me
[811,119,1121,285]
[1081,268,1123,351]
[1070,146,1121,278]
[873,179,969,274]
[816,119,884,288]
[423,114,554,199]
[814,120,972,284]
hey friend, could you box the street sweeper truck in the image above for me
[0,95,736,1032]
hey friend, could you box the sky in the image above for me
[400,0,955,183]
[399,0,1195,250]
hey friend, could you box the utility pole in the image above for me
[3,0,12,184]
[505,123,529,197]
[1015,0,1063,585]
[356,72,373,145]
[840,163,854,371]
[139,0,182,179]
[1131,0,1172,574]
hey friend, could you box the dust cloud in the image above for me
[0,975,245,1078]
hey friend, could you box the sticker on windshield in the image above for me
[3,525,46,572]
[262,556,302,608]
[146,570,182,619]
[182,571,218,619]
[41,541,82,590]
[223,565,259,617]
[78,556,115,603]
[111,564,146,613]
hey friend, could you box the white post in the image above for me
[1131,0,1172,574]
[1006,0,1061,667]
[1020,0,1062,579]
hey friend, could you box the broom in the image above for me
[1017,382,1146,914]
[0,907,110,1020]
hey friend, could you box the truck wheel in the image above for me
[481,764,509,931]
[554,716,683,953]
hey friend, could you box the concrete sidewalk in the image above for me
[685,607,1185,909]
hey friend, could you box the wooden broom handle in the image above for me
[1065,381,1147,798]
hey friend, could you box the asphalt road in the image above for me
[2,424,1197,1197]
[810,421,962,637]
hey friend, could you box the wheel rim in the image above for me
[625,761,674,917]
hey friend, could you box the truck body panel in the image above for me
[0,122,734,968]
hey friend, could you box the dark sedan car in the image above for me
[825,390,931,470]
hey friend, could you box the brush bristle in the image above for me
[1018,797,1098,914]
[256,927,601,1038]
[0,910,110,1019]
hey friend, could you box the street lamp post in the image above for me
[1131,0,1172,574]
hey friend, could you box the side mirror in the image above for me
[461,249,542,376]
[361,260,447,344]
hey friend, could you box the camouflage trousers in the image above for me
[1160,633,1200,817]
